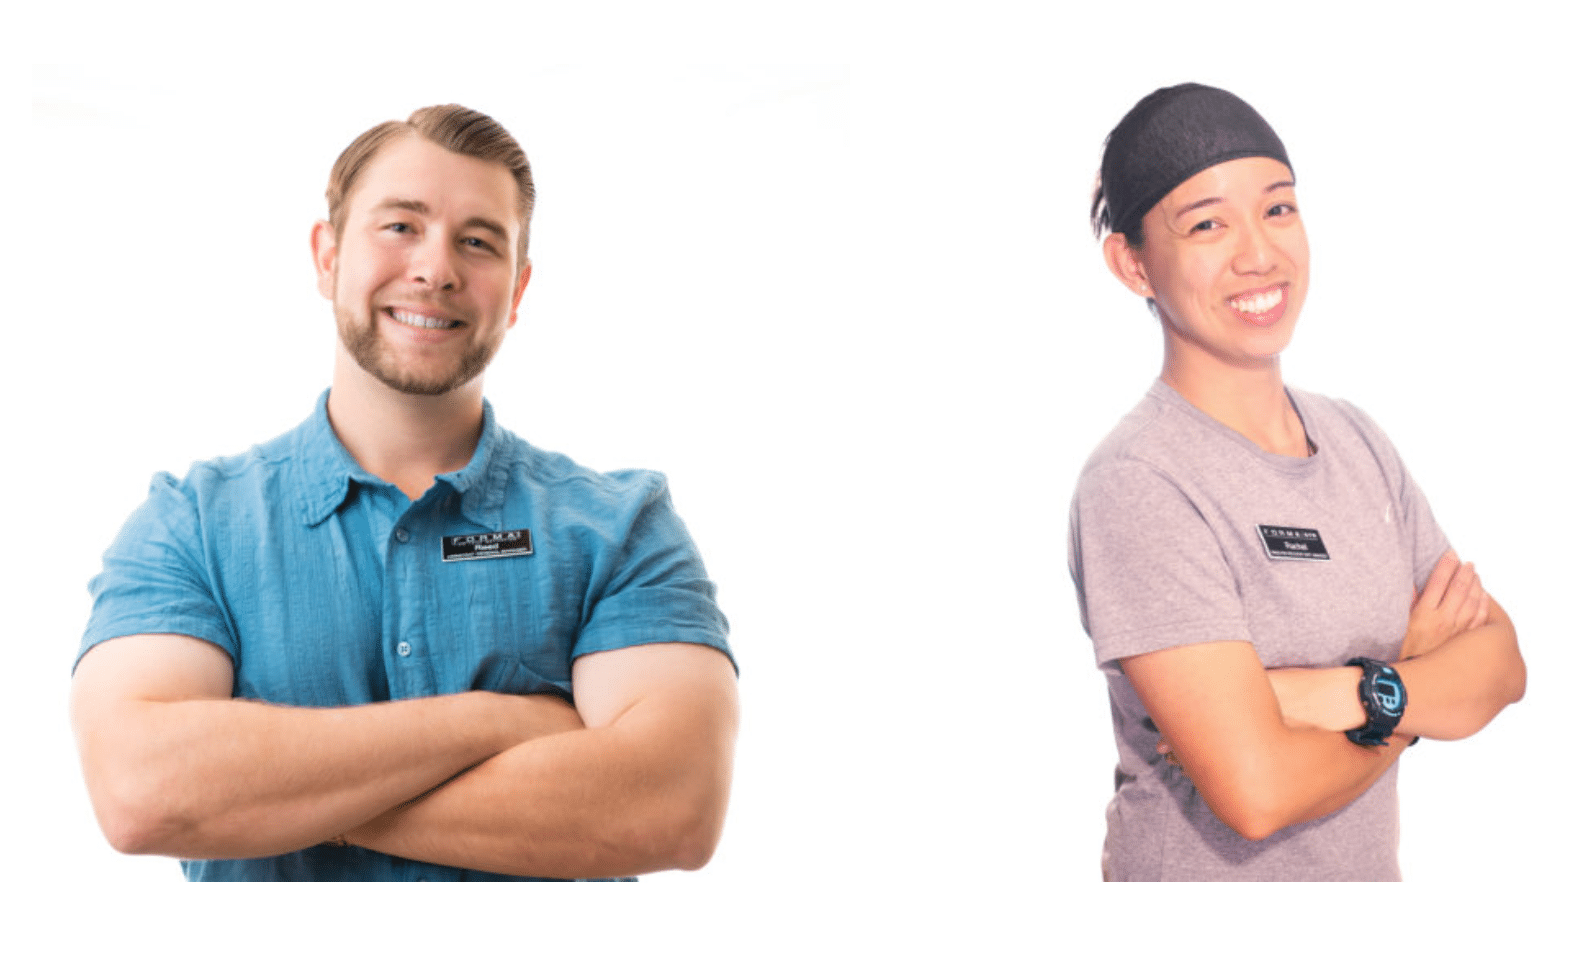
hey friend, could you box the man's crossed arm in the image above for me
[70,635,737,877]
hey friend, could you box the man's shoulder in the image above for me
[491,428,671,508]
[154,418,314,504]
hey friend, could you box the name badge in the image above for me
[442,529,534,562]
[1256,525,1330,561]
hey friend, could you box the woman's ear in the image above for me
[1103,232,1152,298]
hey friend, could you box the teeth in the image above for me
[390,309,455,330]
[1229,287,1284,315]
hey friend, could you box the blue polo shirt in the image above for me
[80,392,732,881]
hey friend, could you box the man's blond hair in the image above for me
[326,104,535,268]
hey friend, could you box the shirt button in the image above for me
[394,527,410,543]
[396,641,412,657]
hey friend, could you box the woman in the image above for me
[1068,83,1525,881]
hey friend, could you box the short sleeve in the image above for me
[1069,458,1253,668]
[78,473,238,671]
[572,476,733,670]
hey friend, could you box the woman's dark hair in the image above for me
[1091,83,1289,252]
[1091,174,1142,248]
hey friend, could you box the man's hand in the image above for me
[1400,551,1488,659]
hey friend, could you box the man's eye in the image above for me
[384,223,412,233]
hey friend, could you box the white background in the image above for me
[14,0,1590,960]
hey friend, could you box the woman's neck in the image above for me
[1160,351,1312,458]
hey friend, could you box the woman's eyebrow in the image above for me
[1173,196,1222,219]
[1173,179,1298,220]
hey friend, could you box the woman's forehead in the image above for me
[1157,157,1296,215]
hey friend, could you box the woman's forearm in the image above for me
[1267,600,1523,740]
[1394,600,1523,739]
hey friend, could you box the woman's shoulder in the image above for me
[1289,387,1404,462]
[1080,383,1189,472]
[1078,380,1254,491]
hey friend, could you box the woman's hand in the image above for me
[1400,551,1489,660]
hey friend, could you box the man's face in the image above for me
[314,133,530,396]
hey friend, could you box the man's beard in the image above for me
[336,304,500,396]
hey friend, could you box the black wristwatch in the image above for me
[1345,658,1407,747]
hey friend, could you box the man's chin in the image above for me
[338,321,497,397]
[368,364,474,397]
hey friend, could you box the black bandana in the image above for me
[1102,83,1292,235]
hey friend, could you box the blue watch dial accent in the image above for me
[1372,670,1404,714]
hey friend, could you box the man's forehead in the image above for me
[349,133,520,219]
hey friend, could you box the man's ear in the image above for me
[311,221,338,300]
[507,261,532,328]
[1102,232,1155,300]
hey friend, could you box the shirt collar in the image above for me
[437,398,509,530]
[296,390,510,529]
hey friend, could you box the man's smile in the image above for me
[386,306,463,330]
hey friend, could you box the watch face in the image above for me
[1372,671,1405,715]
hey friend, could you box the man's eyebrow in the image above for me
[376,197,430,216]
[373,198,509,241]
[461,216,509,242]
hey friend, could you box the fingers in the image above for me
[1468,580,1491,631]
[1431,558,1476,629]
[1411,550,1490,644]
[1460,567,1487,630]
[1417,551,1461,611]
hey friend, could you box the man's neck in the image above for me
[326,353,487,501]
[1160,348,1309,458]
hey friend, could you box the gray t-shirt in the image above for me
[1068,381,1449,881]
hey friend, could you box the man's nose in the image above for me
[410,233,461,291]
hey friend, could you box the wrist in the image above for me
[1324,665,1366,732]
[1269,666,1366,732]
[1344,658,1408,747]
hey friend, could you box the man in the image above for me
[71,105,738,881]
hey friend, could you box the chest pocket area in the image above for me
[448,554,574,697]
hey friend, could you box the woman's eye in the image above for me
[1267,203,1297,217]
[1191,219,1218,233]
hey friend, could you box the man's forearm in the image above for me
[77,690,582,860]
[344,665,738,879]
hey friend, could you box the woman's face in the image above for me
[1126,156,1308,373]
